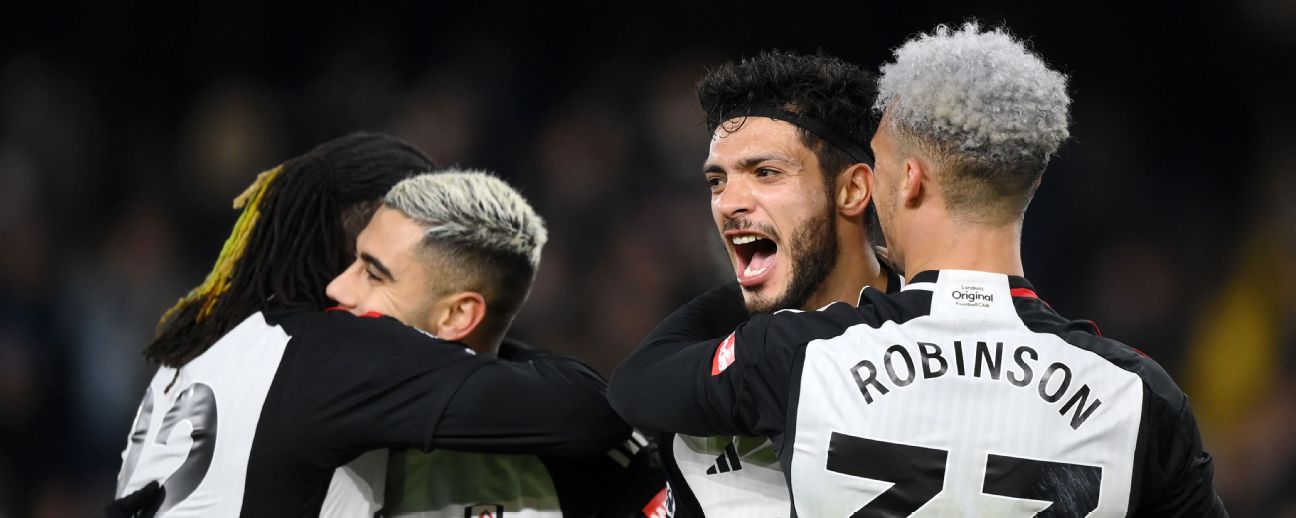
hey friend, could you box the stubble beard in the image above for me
[745,204,838,315]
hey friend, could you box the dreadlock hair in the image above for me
[145,132,435,368]
[698,50,882,234]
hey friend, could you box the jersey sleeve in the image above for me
[429,340,630,457]
[609,283,796,438]
[277,312,624,466]
[1134,396,1229,516]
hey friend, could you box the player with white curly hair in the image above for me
[614,22,1227,516]
[870,21,1072,271]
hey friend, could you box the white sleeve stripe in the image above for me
[607,449,632,468]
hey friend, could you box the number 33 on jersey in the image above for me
[612,270,1226,517]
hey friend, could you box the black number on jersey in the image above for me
[826,432,1103,517]
[983,454,1102,516]
[117,383,219,513]
[827,433,946,516]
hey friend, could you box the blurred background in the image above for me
[1,1,1293,516]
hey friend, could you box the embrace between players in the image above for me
[110,23,1228,518]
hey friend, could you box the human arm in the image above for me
[608,283,779,437]
[279,312,627,466]
[1133,397,1229,517]
[428,338,630,457]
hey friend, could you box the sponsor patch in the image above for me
[711,333,737,376]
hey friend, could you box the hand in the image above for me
[103,481,165,518]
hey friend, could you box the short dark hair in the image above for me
[145,133,435,368]
[698,50,881,227]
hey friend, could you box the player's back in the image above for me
[115,309,488,517]
[783,269,1219,516]
[116,311,292,516]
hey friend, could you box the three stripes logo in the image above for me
[705,441,743,475]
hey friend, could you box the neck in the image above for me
[462,331,501,357]
[898,212,1025,281]
[802,230,891,310]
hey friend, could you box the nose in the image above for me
[325,264,356,308]
[714,175,754,218]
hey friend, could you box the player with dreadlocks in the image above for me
[144,133,428,369]
[607,50,899,517]
[109,133,628,517]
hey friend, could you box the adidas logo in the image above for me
[705,442,743,475]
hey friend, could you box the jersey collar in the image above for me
[855,261,907,305]
[902,270,1039,298]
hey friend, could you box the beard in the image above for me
[745,204,837,314]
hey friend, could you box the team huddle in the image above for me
[108,23,1229,517]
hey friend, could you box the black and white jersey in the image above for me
[657,269,904,518]
[116,309,627,517]
[659,434,788,518]
[610,270,1227,517]
[381,339,668,518]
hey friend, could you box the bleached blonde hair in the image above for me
[385,170,547,334]
[876,22,1071,220]
[386,170,547,266]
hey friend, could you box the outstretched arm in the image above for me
[283,312,629,466]
[431,341,630,457]
[608,283,760,436]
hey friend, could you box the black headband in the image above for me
[730,106,874,165]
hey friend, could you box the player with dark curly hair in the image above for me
[628,50,899,517]
[613,23,1227,516]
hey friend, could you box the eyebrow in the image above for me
[360,252,396,281]
[703,152,797,174]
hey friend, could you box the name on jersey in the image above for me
[848,340,1102,430]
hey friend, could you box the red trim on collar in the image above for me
[1088,319,1104,336]
[1011,287,1055,311]
[1010,288,1039,299]
[323,306,385,319]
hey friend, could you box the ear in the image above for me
[835,163,874,217]
[901,157,926,208]
[430,291,487,342]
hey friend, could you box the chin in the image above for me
[741,283,788,314]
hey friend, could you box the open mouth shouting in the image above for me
[727,228,780,289]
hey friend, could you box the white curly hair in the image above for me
[384,169,547,269]
[876,21,1070,178]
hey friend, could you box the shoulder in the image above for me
[753,286,931,340]
[268,309,467,355]
[498,337,607,379]
[856,286,933,327]
[267,309,483,392]
[1017,300,1187,412]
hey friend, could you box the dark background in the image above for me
[2,2,1293,516]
